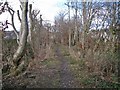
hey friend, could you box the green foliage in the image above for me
[67,56,77,65]
[61,42,119,88]
[2,39,17,74]
[41,58,59,69]
[2,39,34,75]
[97,80,120,88]
[81,77,96,86]
[60,45,70,56]
[2,39,17,61]
[25,43,34,59]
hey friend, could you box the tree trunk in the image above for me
[81,2,87,58]
[13,0,28,69]
[68,4,71,48]
[0,30,2,89]
[28,4,33,43]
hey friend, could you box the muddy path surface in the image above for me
[55,47,75,88]
[3,46,78,88]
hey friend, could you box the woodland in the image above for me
[0,0,120,89]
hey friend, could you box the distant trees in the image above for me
[54,11,69,45]
[54,1,119,51]
[53,1,120,84]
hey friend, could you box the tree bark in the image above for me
[28,4,33,43]
[13,0,28,68]
[0,30,2,89]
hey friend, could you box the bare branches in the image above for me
[19,0,24,6]
[20,5,23,11]
[17,10,21,23]
[29,4,32,21]
[0,2,3,6]
[0,20,10,31]
[0,2,7,14]
[0,2,12,30]
[4,2,20,44]
[32,10,40,19]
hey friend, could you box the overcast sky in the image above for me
[0,0,66,30]
[0,0,118,31]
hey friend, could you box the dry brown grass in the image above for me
[66,35,119,88]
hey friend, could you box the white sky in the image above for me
[0,0,118,31]
[0,0,66,30]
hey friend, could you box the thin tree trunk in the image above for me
[28,4,33,43]
[81,2,87,58]
[68,4,71,48]
[0,30,2,88]
[73,2,78,46]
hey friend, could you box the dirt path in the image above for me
[3,46,76,88]
[55,47,75,88]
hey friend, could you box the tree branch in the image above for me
[7,5,20,44]
[17,10,21,23]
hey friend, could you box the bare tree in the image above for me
[54,11,69,45]
[6,0,29,75]
[6,2,20,44]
